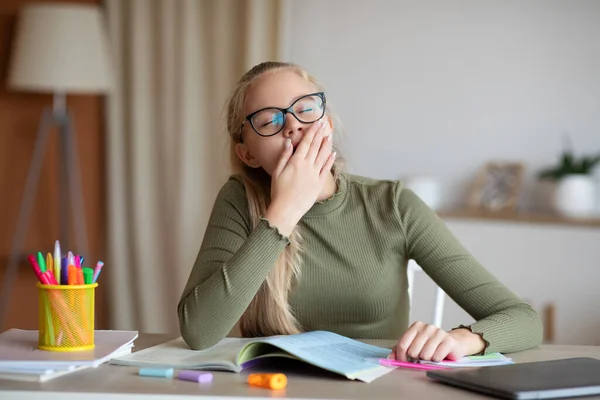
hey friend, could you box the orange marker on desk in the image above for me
[247,373,287,390]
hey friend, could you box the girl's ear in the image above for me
[235,142,261,168]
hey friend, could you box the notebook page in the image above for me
[253,331,393,382]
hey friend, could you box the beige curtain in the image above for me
[104,0,286,333]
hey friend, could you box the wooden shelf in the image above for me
[437,209,600,228]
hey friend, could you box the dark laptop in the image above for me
[426,357,600,399]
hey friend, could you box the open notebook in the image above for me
[0,329,138,382]
[111,330,394,383]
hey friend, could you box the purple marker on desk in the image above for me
[178,370,213,383]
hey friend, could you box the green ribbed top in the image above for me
[178,173,543,351]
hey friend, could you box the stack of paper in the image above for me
[0,329,138,382]
[421,352,514,368]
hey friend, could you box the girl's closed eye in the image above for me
[259,113,284,128]
[298,107,313,114]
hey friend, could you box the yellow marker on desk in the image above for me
[248,373,287,390]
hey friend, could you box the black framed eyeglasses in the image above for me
[241,92,326,137]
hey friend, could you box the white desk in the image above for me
[2,334,600,400]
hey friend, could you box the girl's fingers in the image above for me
[320,151,336,177]
[305,120,328,162]
[419,330,447,360]
[273,138,293,176]
[394,323,421,362]
[294,119,323,159]
[446,348,466,361]
[406,332,431,361]
[431,337,455,362]
[305,125,329,163]
[388,348,397,360]
[315,133,333,168]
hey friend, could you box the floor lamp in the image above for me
[0,3,112,329]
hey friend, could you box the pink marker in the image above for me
[27,254,43,282]
[41,270,59,285]
[376,358,448,371]
[75,255,81,268]
[93,261,104,283]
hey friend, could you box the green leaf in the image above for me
[538,150,600,180]
[562,152,574,169]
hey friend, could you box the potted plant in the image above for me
[538,149,600,218]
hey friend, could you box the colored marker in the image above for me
[83,268,93,284]
[247,373,287,390]
[68,265,77,285]
[67,251,75,268]
[37,252,46,273]
[93,261,104,283]
[27,254,43,281]
[46,253,53,279]
[76,268,84,285]
[139,368,174,378]
[54,241,61,284]
[61,257,68,285]
[373,358,448,371]
[177,370,213,383]
[41,270,58,285]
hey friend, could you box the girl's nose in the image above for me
[282,115,304,139]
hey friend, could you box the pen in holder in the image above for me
[37,282,97,351]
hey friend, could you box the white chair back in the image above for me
[407,260,445,328]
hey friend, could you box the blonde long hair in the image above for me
[226,61,343,337]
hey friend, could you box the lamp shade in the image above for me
[8,2,112,94]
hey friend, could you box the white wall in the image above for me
[287,0,600,345]
[288,0,600,209]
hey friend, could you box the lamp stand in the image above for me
[0,93,89,330]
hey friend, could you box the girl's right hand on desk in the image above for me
[265,119,336,236]
[391,321,469,363]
